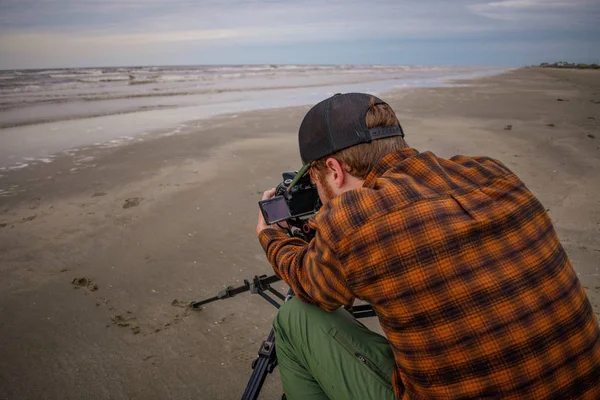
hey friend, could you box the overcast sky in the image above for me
[0,0,598,69]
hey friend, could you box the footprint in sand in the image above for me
[123,197,141,209]
[111,313,140,334]
[71,277,99,291]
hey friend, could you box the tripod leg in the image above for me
[241,288,294,399]
[241,328,278,400]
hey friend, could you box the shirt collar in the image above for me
[363,148,419,188]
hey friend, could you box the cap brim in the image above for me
[287,163,311,192]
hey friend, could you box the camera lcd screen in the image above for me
[259,196,292,225]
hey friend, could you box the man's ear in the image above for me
[325,158,345,189]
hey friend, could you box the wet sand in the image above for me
[1,67,599,399]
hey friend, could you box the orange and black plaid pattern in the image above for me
[259,148,600,399]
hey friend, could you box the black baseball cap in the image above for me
[288,93,404,190]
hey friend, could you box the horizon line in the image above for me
[0,62,525,72]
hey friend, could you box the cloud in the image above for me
[468,0,600,23]
[0,0,598,68]
[0,1,497,52]
[471,0,572,10]
[3,0,597,37]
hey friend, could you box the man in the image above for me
[256,93,600,399]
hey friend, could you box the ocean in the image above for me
[0,65,507,168]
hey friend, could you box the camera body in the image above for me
[259,171,321,240]
[276,171,321,219]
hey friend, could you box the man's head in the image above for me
[295,93,409,204]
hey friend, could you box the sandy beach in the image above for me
[1,67,599,399]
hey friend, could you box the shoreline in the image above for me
[0,67,599,400]
[0,67,509,168]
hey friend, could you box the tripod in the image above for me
[191,274,375,400]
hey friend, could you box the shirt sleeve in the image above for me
[258,228,355,312]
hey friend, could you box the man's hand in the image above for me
[256,188,287,235]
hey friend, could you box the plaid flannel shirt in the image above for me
[258,148,600,399]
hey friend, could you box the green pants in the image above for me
[273,297,397,400]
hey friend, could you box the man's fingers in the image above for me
[262,188,277,200]
[257,188,280,235]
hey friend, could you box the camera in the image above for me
[259,170,321,239]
